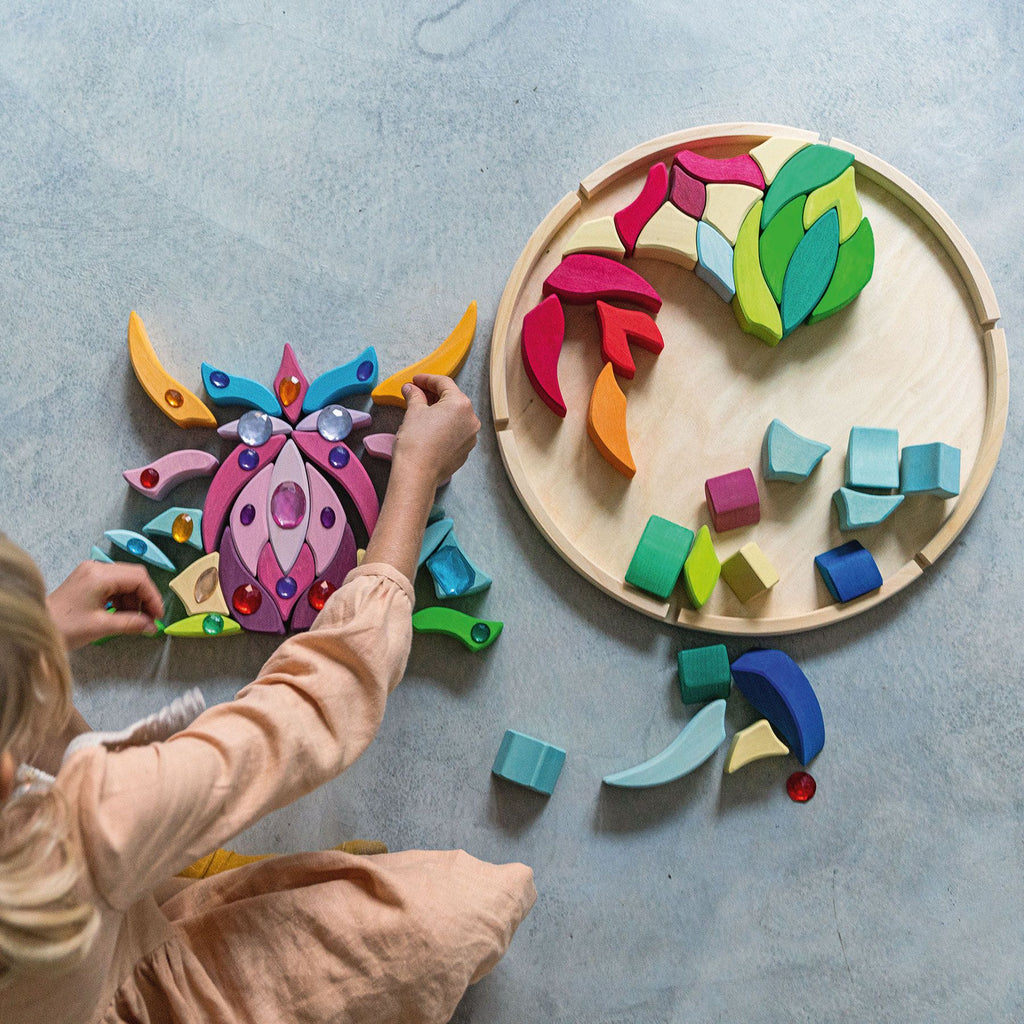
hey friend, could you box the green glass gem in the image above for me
[470,622,491,644]
[202,613,225,635]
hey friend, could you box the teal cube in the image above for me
[900,443,960,498]
[846,427,899,491]
[625,516,695,599]
[677,644,732,704]
[492,730,566,795]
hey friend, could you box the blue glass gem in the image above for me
[240,504,256,526]
[470,622,491,644]
[320,507,336,529]
[276,576,298,600]
[427,545,475,597]
[238,410,273,447]
[126,537,147,557]
[356,360,374,382]
[238,448,260,471]
[317,404,353,443]
[210,370,230,389]
[328,446,350,469]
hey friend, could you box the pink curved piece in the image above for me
[217,416,292,441]
[674,150,766,190]
[267,438,311,574]
[295,406,372,432]
[613,161,669,255]
[229,463,274,574]
[542,254,662,314]
[274,343,309,424]
[290,523,357,631]
[521,294,567,417]
[362,433,395,460]
[257,541,316,622]
[292,431,379,536]
[201,435,288,553]
[124,450,220,501]
[304,466,346,574]
[218,528,285,634]
[669,163,706,219]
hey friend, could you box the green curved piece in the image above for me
[411,606,503,651]
[732,200,783,346]
[809,218,875,324]
[759,195,806,304]
[803,165,862,242]
[603,700,727,788]
[780,208,840,336]
[164,613,242,638]
[760,144,855,229]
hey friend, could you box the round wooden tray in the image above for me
[490,123,1008,635]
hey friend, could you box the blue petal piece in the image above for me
[104,530,175,572]
[201,363,283,416]
[142,507,205,550]
[695,221,736,302]
[90,545,114,563]
[302,347,379,414]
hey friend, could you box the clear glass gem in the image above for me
[239,504,256,527]
[238,448,260,471]
[238,410,273,447]
[202,613,224,635]
[320,507,336,529]
[164,389,184,408]
[171,513,193,543]
[356,360,374,382]
[470,623,491,644]
[278,376,302,407]
[317,405,353,442]
[210,370,230,388]
[276,576,298,600]
[126,537,147,557]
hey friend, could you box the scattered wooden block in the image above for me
[900,442,961,497]
[596,301,664,379]
[730,648,824,765]
[273,343,309,423]
[613,161,669,255]
[521,294,568,417]
[705,468,760,532]
[163,613,242,638]
[780,208,840,336]
[492,730,566,795]
[814,540,883,602]
[104,529,175,572]
[586,362,636,479]
[721,542,779,603]
[292,431,380,536]
[803,165,863,243]
[124,450,221,501]
[411,606,503,651]
[625,515,694,599]
[675,150,765,190]
[677,644,731,704]
[169,552,229,618]
[425,528,492,598]
[760,144,855,229]
[542,253,662,313]
[761,419,830,482]
[142,507,204,551]
[724,718,790,773]
[695,221,735,302]
[202,361,283,416]
[846,426,900,491]
[809,217,875,324]
[758,196,806,305]
[748,137,811,187]
[562,216,627,259]
[833,487,904,530]
[301,347,380,414]
[603,699,727,788]
[633,203,699,269]
[683,525,720,608]
[668,163,706,219]
[731,200,783,346]
[701,182,763,246]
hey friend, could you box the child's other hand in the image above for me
[394,374,481,487]
[46,561,164,650]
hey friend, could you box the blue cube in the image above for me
[900,443,960,498]
[492,730,566,795]
[846,427,899,491]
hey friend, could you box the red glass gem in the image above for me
[786,771,816,803]
[140,468,160,489]
[308,579,337,611]
[232,583,263,616]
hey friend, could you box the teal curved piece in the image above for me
[833,487,903,530]
[761,419,830,482]
[418,517,454,568]
[425,528,492,598]
[202,362,283,415]
[603,699,727,788]
[780,208,839,335]
[142,507,205,550]
[302,347,379,413]
[104,529,176,572]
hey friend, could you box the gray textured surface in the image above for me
[1,3,1022,1021]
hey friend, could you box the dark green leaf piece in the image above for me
[781,208,840,336]
[758,195,806,304]
[809,218,875,323]
[761,145,855,230]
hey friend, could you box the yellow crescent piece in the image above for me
[371,300,477,408]
[128,311,218,429]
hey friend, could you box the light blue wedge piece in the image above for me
[900,442,960,498]
[104,530,176,572]
[301,347,379,413]
[418,517,454,568]
[201,363,283,415]
[492,730,566,795]
[603,700,727,788]
[142,507,205,550]
[761,419,831,482]
[425,529,492,598]
[833,487,904,530]
[695,221,736,301]
[90,545,114,563]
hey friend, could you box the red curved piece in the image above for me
[674,150,766,190]
[274,343,309,424]
[596,301,664,379]
[542,254,662,314]
[291,522,357,630]
[521,294,567,417]
[668,163,706,219]
[613,161,669,255]
[292,431,379,536]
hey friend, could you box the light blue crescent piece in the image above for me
[142,507,205,550]
[603,699,727,788]
[695,221,735,302]
[201,362,283,416]
[302,347,379,414]
[833,487,903,531]
[90,545,114,563]
[761,419,831,482]
[104,530,176,572]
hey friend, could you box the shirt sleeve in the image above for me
[58,563,415,911]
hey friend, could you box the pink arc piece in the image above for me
[266,439,311,574]
[613,161,669,255]
[521,294,567,417]
[596,301,664,380]
[304,465,346,574]
[290,522,357,630]
[668,163,707,219]
[217,416,292,441]
[219,528,285,634]
[362,433,395,460]
[201,435,288,553]
[274,344,309,424]
[292,431,379,536]
[295,406,372,432]
[257,541,316,622]
[705,468,761,532]
[124,450,220,501]
[229,464,274,575]
[675,150,766,190]
[542,254,662,314]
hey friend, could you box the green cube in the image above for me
[625,516,695,599]
[678,644,732,704]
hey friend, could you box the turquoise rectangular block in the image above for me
[492,730,566,795]
[677,644,732,704]
[846,426,899,491]
[900,442,960,498]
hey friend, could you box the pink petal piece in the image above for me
[674,150,766,190]
[295,407,372,432]
[124,450,220,501]
[304,466,346,574]
[292,431,379,536]
[257,541,316,622]
[228,463,274,575]
[362,433,395,461]
[542,254,662,313]
[218,528,285,634]
[273,343,309,424]
[266,438,311,574]
[521,294,567,417]
[668,163,706,219]
[613,162,669,255]
[290,523,357,631]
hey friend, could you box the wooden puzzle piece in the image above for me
[217,415,292,441]
[292,431,380,536]
[760,144,855,229]
[846,426,900,491]
[104,530,175,572]
[695,221,735,302]
[758,196,806,305]
[761,418,830,482]
[701,183,763,246]
[301,347,379,414]
[814,540,883,602]
[900,442,961,497]
[674,150,765,190]
[668,163,706,219]
[721,542,779,603]
[613,161,669,255]
[803,165,862,243]
[521,294,568,417]
[290,522,358,631]
[748,137,811,187]
[295,405,372,433]
[683,525,720,608]
[371,302,476,408]
[633,203,699,269]
[833,487,904,530]
[603,699,727,788]
[163,613,242,638]
[228,464,274,575]
[142,507,205,551]
[202,362,283,416]
[809,217,875,324]
[731,201,783,346]
[730,648,824,765]
[419,517,454,567]
[780,208,840,336]
[625,515,694,599]
[124,450,221,501]
[90,545,113,563]
[273,343,309,424]
[596,301,664,379]
[724,719,790,774]
[304,465,347,574]
[127,312,218,429]
[169,552,230,617]
[562,216,626,259]
[491,730,566,795]
[705,468,760,532]
[586,362,635,478]
[266,438,311,574]
[677,644,731,704]
[411,606,503,651]
[257,541,316,621]
[362,433,395,460]
[542,253,662,313]
[425,528,492,598]
[220,528,286,634]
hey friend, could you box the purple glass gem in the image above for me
[271,481,307,529]
[238,448,260,471]
[210,370,230,388]
[320,506,336,529]
[239,504,256,527]
[276,576,298,600]
[328,446,350,469]
[356,360,374,382]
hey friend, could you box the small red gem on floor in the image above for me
[232,584,262,616]
[786,771,816,802]
[140,468,160,489]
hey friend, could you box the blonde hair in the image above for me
[0,536,99,983]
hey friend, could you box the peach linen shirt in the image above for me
[1,563,536,1024]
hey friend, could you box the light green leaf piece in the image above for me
[803,165,862,242]
[761,145,855,229]
[683,525,720,609]
[780,208,840,336]
[163,613,241,638]
[809,218,875,324]
[759,195,806,304]
[731,200,783,346]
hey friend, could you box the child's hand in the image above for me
[46,561,165,650]
[393,374,481,487]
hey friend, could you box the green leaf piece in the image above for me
[780,208,840,336]
[759,196,806,304]
[164,614,242,638]
[411,606,503,651]
[731,200,783,346]
[760,145,855,230]
[809,218,875,324]
[683,525,720,609]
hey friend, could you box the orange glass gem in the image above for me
[171,513,193,543]
[278,376,302,407]
[164,388,184,408]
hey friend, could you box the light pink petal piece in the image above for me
[124,450,220,501]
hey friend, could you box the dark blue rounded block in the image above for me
[814,540,883,602]
[730,649,824,765]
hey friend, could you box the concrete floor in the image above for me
[1,3,1021,1021]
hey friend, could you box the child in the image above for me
[0,374,536,1023]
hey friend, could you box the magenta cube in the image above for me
[705,468,760,532]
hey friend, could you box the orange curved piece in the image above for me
[586,362,635,478]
